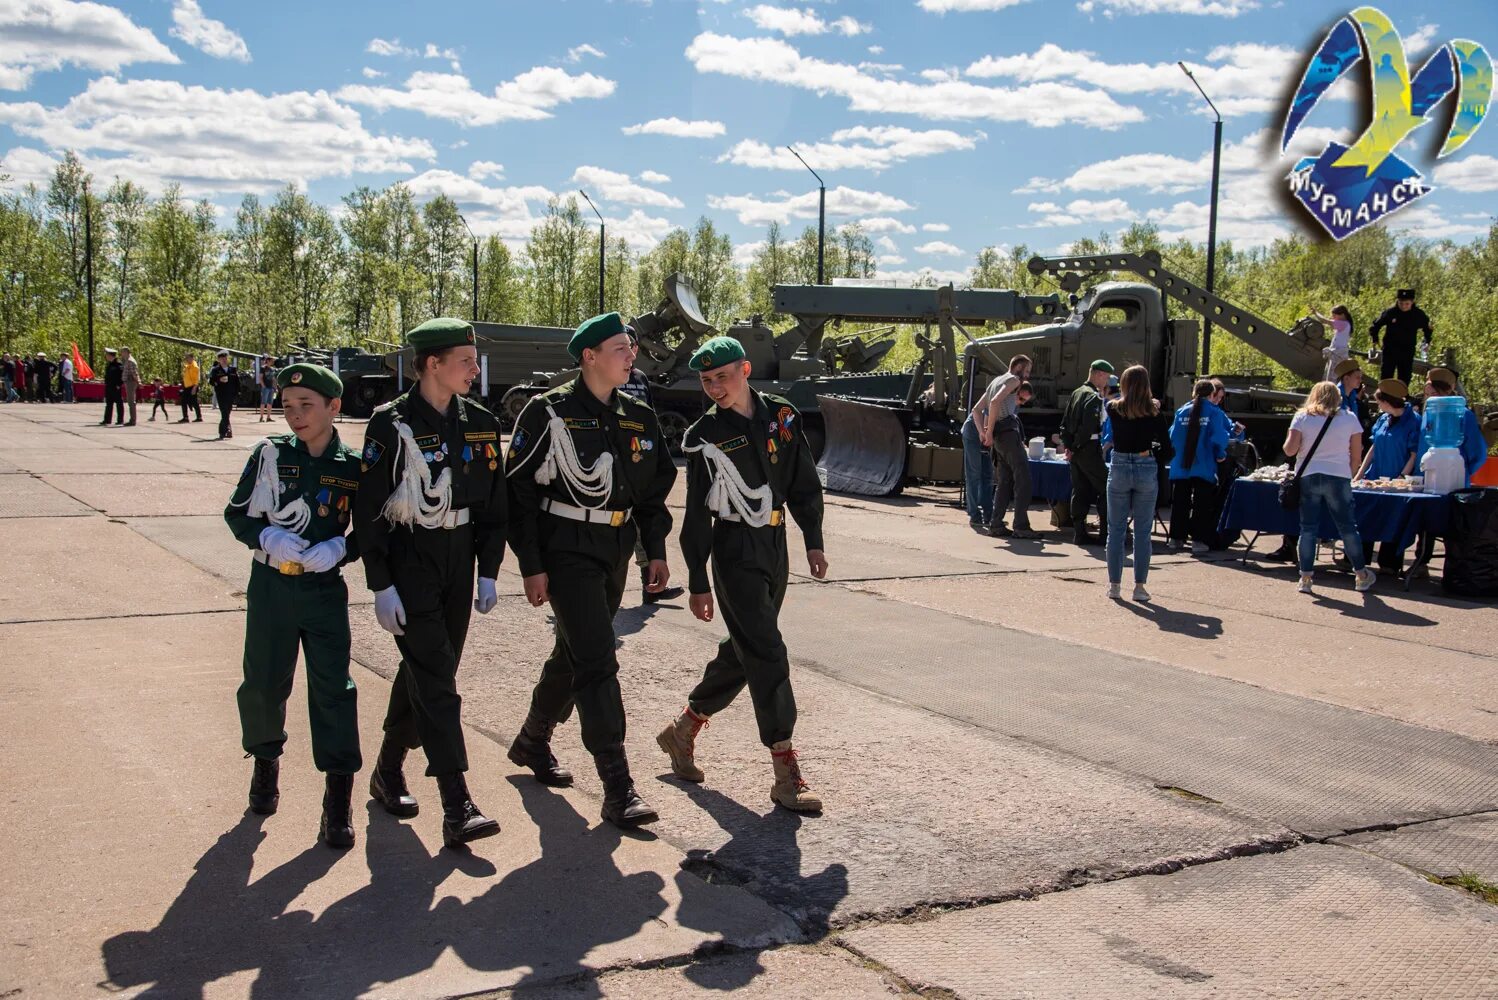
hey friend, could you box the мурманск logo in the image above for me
[1282,6,1491,240]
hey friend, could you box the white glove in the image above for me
[474,577,498,614]
[259,526,308,565]
[298,536,346,574]
[374,586,406,636]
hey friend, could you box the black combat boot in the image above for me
[435,773,500,849]
[641,566,684,605]
[247,757,279,815]
[507,711,574,787]
[319,774,355,849]
[369,737,420,816]
[594,744,658,829]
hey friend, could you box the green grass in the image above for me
[1430,871,1498,905]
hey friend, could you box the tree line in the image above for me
[2,151,1493,402]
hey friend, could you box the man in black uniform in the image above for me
[656,337,828,812]
[101,348,124,425]
[210,350,239,439]
[1369,289,1433,385]
[356,317,508,849]
[505,311,678,828]
[32,352,53,403]
[224,363,363,847]
[1060,359,1112,546]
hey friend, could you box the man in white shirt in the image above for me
[59,355,74,403]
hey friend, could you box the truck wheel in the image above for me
[658,410,690,456]
[500,386,536,429]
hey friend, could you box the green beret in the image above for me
[1089,359,1115,373]
[688,336,748,372]
[277,363,343,400]
[406,317,475,351]
[569,312,627,362]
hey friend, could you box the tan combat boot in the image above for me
[770,740,823,813]
[656,707,708,782]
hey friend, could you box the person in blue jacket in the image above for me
[1355,378,1422,573]
[1414,367,1488,486]
[1208,380,1246,443]
[1333,358,1364,420]
[1167,379,1230,553]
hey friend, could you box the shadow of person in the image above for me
[1312,591,1437,626]
[614,603,663,639]
[441,777,668,999]
[1115,599,1225,639]
[672,781,847,952]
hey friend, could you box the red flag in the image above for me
[71,342,94,380]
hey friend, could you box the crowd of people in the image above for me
[0,350,75,403]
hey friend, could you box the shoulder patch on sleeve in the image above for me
[362,438,385,468]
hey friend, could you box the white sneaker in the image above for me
[1297,573,1314,594]
[1107,583,1122,599]
[1132,584,1151,602]
[1191,542,1210,555]
[1354,568,1376,593]
[1166,539,1183,552]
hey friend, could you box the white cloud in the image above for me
[709,185,914,226]
[918,0,1030,11]
[338,67,614,126]
[1435,155,1498,194]
[601,208,677,251]
[878,265,972,286]
[742,6,870,36]
[915,240,964,255]
[0,146,62,187]
[877,253,906,265]
[1388,205,1492,241]
[360,66,383,79]
[921,222,950,232]
[0,0,179,90]
[867,45,884,55]
[720,125,982,172]
[169,0,249,62]
[1077,0,1258,15]
[467,160,504,180]
[638,169,671,184]
[875,235,900,252]
[621,116,725,138]
[0,76,434,194]
[402,168,553,241]
[571,165,682,208]
[366,37,410,57]
[567,43,606,62]
[1023,197,1137,227]
[733,239,766,267]
[685,32,1145,128]
[856,216,916,234]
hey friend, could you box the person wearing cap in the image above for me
[32,351,53,403]
[100,348,125,426]
[1355,379,1422,573]
[1332,358,1364,420]
[1369,289,1433,385]
[656,336,828,813]
[223,363,363,848]
[355,317,507,849]
[1415,368,1487,487]
[1059,360,1112,546]
[120,347,139,424]
[505,311,678,829]
[209,350,239,439]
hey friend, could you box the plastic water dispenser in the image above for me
[1422,395,1467,451]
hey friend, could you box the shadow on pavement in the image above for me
[1116,599,1225,639]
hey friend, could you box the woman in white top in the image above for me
[1313,304,1354,381]
[1283,381,1375,595]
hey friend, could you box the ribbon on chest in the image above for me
[229,438,312,534]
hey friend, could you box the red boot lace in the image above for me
[772,747,809,791]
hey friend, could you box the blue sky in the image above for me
[1,0,1494,283]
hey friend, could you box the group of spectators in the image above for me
[1,351,75,404]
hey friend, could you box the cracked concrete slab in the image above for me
[1335,812,1498,884]
[842,845,1498,999]
[0,473,92,517]
[1,447,181,474]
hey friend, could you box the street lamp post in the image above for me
[458,213,479,322]
[787,146,826,285]
[578,190,606,315]
[83,179,96,367]
[1179,61,1223,375]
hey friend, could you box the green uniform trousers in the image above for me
[1069,445,1109,535]
[237,560,361,774]
[688,521,797,747]
[382,523,474,776]
[530,538,631,755]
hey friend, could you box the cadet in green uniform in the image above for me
[223,363,362,848]
[1059,360,1112,546]
[355,318,507,849]
[505,312,678,829]
[656,337,828,813]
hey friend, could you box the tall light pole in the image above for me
[787,145,825,285]
[83,178,96,367]
[578,190,606,315]
[1180,61,1222,375]
[457,212,479,322]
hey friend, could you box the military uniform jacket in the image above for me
[1370,305,1433,350]
[680,392,824,596]
[1060,383,1104,453]
[505,378,677,578]
[209,362,238,401]
[104,360,123,390]
[355,390,507,592]
[224,431,363,566]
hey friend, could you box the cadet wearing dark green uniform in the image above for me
[224,363,362,848]
[656,337,828,813]
[1059,360,1112,546]
[355,318,507,849]
[505,312,677,829]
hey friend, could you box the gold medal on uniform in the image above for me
[485,443,498,470]
[315,487,332,518]
[461,444,473,472]
[631,436,643,463]
[336,495,350,524]
[767,438,779,464]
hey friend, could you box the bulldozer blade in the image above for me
[816,395,911,496]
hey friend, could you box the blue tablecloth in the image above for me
[1218,478,1450,550]
[1028,458,1073,503]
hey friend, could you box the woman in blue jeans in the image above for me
[1284,381,1375,594]
[1101,365,1171,602]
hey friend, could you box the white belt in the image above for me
[542,497,631,527]
[719,508,784,526]
[430,507,471,529]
